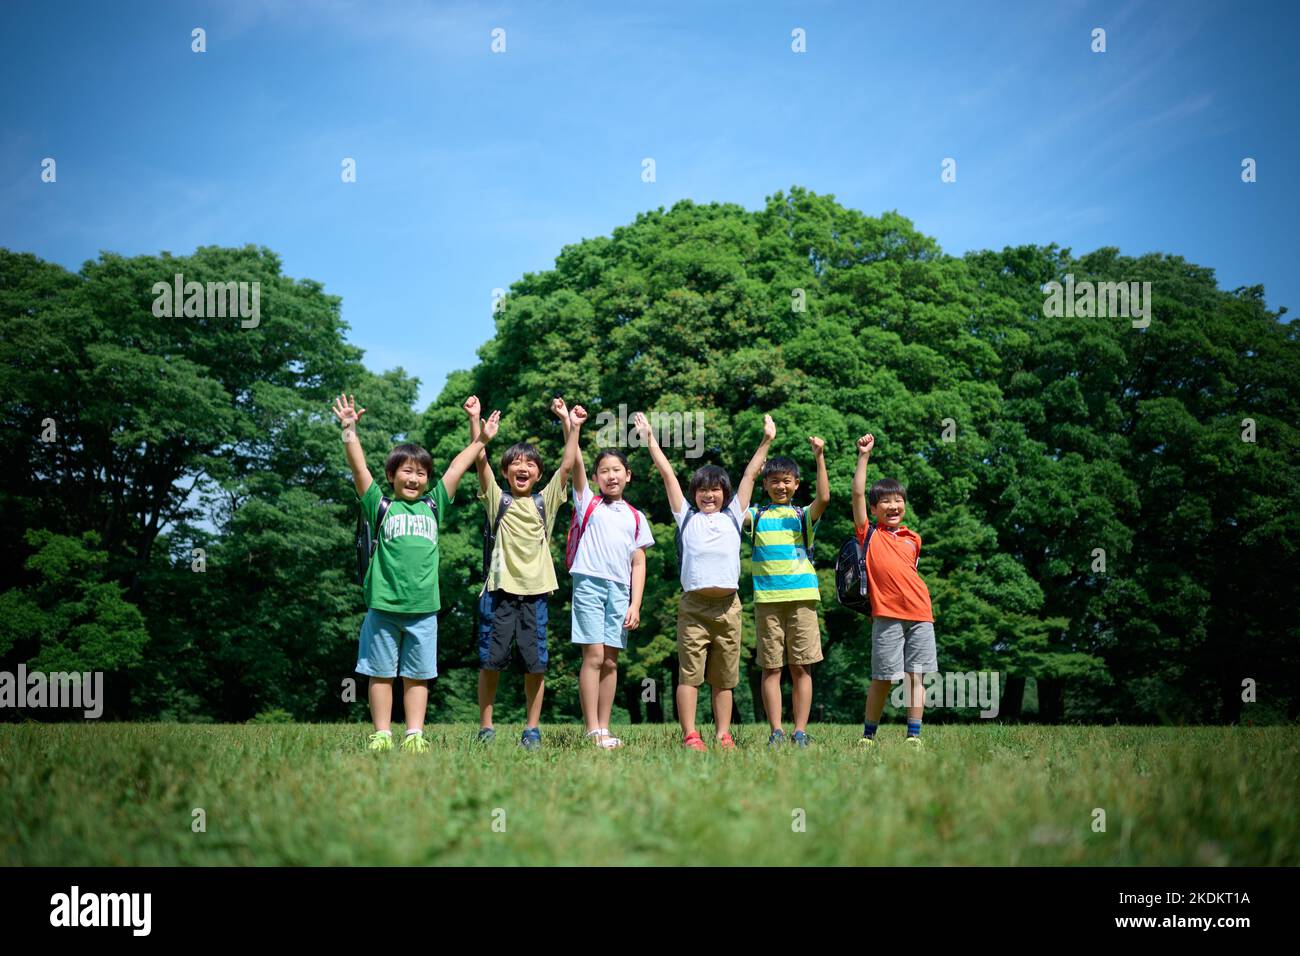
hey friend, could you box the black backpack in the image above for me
[676,505,742,577]
[750,503,812,563]
[355,493,438,586]
[834,525,875,615]
[482,492,546,582]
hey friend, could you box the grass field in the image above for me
[1,723,1295,866]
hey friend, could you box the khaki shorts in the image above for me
[677,591,742,689]
[755,600,822,669]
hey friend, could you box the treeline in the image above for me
[2,188,1297,724]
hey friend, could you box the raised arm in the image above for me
[736,414,775,512]
[464,395,491,494]
[443,410,499,498]
[852,433,875,529]
[332,393,373,497]
[633,411,684,514]
[553,397,579,485]
[625,547,646,630]
[807,435,831,524]
[569,405,589,496]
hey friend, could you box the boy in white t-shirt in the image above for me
[567,406,655,749]
[633,412,770,751]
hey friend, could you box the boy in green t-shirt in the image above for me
[332,392,497,753]
[464,395,583,750]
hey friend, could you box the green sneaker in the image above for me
[367,731,393,753]
[858,736,878,748]
[905,735,924,748]
[401,730,430,753]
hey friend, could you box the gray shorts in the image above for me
[871,617,937,680]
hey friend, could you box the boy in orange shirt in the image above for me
[850,434,936,745]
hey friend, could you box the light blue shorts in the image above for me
[356,609,439,680]
[571,573,630,649]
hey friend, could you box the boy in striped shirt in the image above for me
[742,415,831,747]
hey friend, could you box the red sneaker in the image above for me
[682,731,707,751]
[716,732,736,750]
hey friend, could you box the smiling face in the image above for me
[693,482,724,513]
[387,458,430,502]
[763,471,799,505]
[594,455,630,499]
[501,454,541,495]
[871,492,906,528]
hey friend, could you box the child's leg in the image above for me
[865,678,893,723]
[523,673,545,729]
[676,683,699,736]
[368,677,394,731]
[711,686,733,738]
[579,644,604,733]
[597,646,620,730]
[902,622,937,738]
[905,672,925,722]
[789,662,813,733]
[402,678,429,733]
[761,668,784,730]
[477,670,499,729]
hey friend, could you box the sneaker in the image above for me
[905,735,923,748]
[792,730,810,748]
[367,731,393,753]
[767,728,786,748]
[401,730,429,753]
[858,735,878,748]
[716,732,737,751]
[519,727,542,751]
[476,727,497,744]
[682,731,707,752]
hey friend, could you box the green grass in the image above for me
[1,723,1295,866]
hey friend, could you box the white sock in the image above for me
[405,728,421,737]
[375,729,392,736]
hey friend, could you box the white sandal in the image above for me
[586,728,623,749]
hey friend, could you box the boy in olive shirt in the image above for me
[465,395,583,750]
[333,392,497,753]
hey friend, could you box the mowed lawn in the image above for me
[1,723,1295,866]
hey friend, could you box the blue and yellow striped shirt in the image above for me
[747,504,821,603]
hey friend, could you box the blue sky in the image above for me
[3,0,1296,408]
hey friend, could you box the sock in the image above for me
[907,717,922,738]
[863,721,878,739]
[375,729,392,737]
[405,728,422,737]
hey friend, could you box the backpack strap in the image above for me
[493,494,514,536]
[626,501,642,540]
[420,494,439,524]
[749,503,771,548]
[370,495,393,558]
[579,494,602,536]
[794,505,810,553]
[531,492,546,532]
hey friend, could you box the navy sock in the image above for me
[907,717,922,738]
[863,721,878,739]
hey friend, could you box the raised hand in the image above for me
[551,396,569,420]
[857,433,875,456]
[631,411,653,443]
[463,395,481,419]
[808,435,826,457]
[570,405,589,428]
[763,414,776,442]
[481,409,501,442]
[332,393,366,428]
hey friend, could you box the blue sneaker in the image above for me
[520,727,542,751]
[767,728,787,748]
[476,727,496,744]
[792,730,810,748]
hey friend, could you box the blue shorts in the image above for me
[571,572,630,649]
[356,609,439,680]
[478,590,550,673]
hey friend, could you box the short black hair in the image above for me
[688,465,733,507]
[500,442,543,476]
[869,478,907,507]
[593,448,630,471]
[761,456,801,481]
[385,443,433,480]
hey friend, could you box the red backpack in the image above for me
[565,494,642,571]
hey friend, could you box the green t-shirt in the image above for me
[479,470,568,596]
[359,479,453,614]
